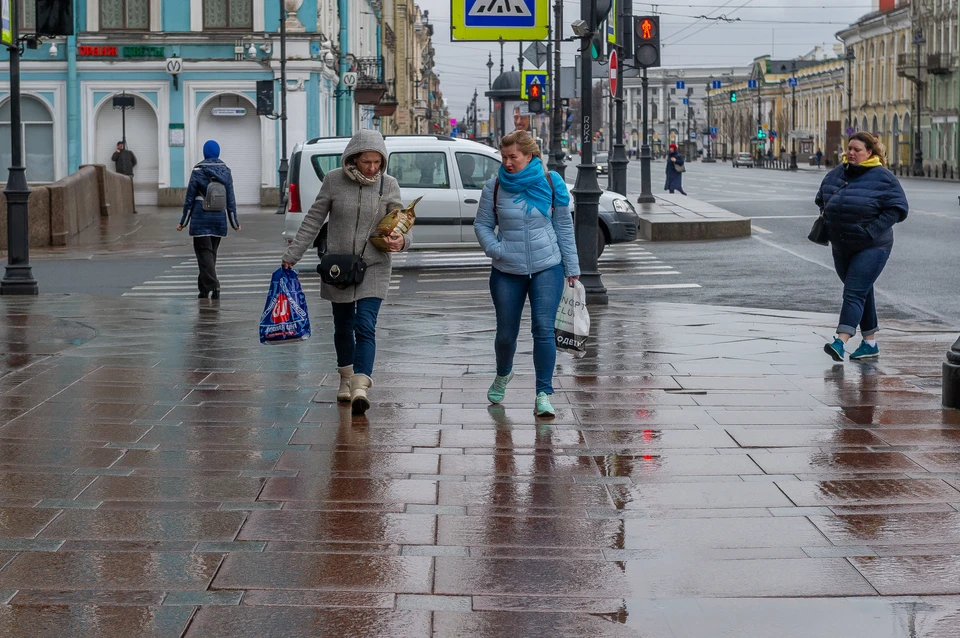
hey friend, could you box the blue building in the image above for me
[0,0,384,205]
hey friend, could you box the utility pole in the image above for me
[789,62,798,171]
[913,28,926,176]
[845,47,855,135]
[572,0,608,305]
[549,0,565,177]
[486,53,494,143]
[275,6,289,213]
[704,79,716,162]
[756,75,762,161]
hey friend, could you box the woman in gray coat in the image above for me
[282,130,407,414]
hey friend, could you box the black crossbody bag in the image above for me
[319,178,383,289]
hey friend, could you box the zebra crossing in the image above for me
[123,243,699,298]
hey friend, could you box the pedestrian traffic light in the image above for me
[757,128,766,139]
[588,0,612,62]
[528,79,543,114]
[634,16,660,69]
[590,33,607,62]
[729,91,737,103]
[256,80,275,116]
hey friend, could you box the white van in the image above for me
[282,135,639,256]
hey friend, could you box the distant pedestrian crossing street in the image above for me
[123,243,700,297]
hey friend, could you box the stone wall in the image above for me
[0,164,135,248]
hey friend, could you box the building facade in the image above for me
[0,0,440,204]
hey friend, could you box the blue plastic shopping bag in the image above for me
[259,268,311,343]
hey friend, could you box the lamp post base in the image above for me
[913,152,925,177]
[944,337,960,409]
[637,144,656,204]
[789,150,798,171]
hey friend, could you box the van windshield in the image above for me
[310,154,342,180]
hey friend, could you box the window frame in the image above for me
[99,0,151,31]
[387,151,451,190]
[454,151,499,190]
[202,0,254,31]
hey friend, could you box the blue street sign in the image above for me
[710,127,717,134]
[788,77,799,87]
[845,126,856,135]
[452,127,460,137]
[689,132,697,140]
[711,80,722,89]
[676,81,685,90]
[747,79,758,89]
[682,98,689,105]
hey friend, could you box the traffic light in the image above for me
[528,79,543,114]
[634,16,660,69]
[256,80,275,116]
[757,128,766,139]
[589,0,612,62]
[729,91,737,103]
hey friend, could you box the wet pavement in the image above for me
[0,290,956,637]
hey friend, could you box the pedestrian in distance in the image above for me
[816,132,908,362]
[281,130,406,415]
[474,129,580,418]
[111,141,137,177]
[816,148,824,168]
[665,143,686,195]
[178,140,240,300]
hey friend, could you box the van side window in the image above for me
[388,152,450,189]
[310,154,341,180]
[455,152,500,189]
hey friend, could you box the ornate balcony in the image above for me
[352,57,387,105]
[927,52,957,75]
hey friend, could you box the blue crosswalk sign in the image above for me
[711,80,722,89]
[676,81,685,90]
[747,79,758,89]
[464,0,536,27]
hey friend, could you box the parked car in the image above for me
[732,152,754,168]
[282,135,639,256]
[595,152,609,175]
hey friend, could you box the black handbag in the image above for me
[807,212,828,245]
[318,178,383,289]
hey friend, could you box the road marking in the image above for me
[750,215,819,219]
[606,283,701,290]
[751,225,772,234]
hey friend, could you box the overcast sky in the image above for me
[418,0,875,120]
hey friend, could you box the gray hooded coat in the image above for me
[282,130,406,303]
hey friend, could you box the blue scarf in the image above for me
[497,157,571,218]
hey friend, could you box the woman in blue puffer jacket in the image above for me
[178,140,240,299]
[475,130,580,418]
[816,132,908,361]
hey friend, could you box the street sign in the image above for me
[165,58,183,75]
[452,127,460,137]
[845,126,856,135]
[342,72,358,87]
[212,108,247,117]
[676,80,685,90]
[452,0,548,42]
[608,49,618,96]
[520,69,549,99]
[788,77,798,87]
[710,127,717,134]
[771,131,778,138]
[689,132,697,140]
[451,118,457,126]
[747,79,758,89]
[710,133,717,140]
[711,80,722,89]
[523,41,548,68]
[2,0,13,46]
[607,0,618,43]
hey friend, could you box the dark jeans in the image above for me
[331,298,383,377]
[832,246,891,337]
[489,263,565,395]
[193,236,221,294]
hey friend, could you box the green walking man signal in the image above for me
[729,91,737,103]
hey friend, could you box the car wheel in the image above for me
[597,230,607,257]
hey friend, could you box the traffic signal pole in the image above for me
[637,68,655,203]
[633,15,660,204]
[609,0,629,196]
[572,0,608,306]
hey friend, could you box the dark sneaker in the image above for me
[534,392,556,418]
[850,341,879,360]
[824,337,845,362]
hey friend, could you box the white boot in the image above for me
[350,374,373,415]
[337,366,353,403]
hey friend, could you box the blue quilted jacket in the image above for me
[179,159,239,237]
[474,172,580,277]
[815,162,908,251]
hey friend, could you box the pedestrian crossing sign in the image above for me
[452,0,549,42]
[521,70,549,99]
[1,0,12,46]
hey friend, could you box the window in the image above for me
[670,88,676,95]
[0,96,55,183]
[309,154,341,180]
[203,0,252,29]
[670,107,676,119]
[101,0,149,29]
[388,152,449,189]
[651,103,658,121]
[18,0,35,31]
[455,152,499,189]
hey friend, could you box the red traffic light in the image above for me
[639,18,657,40]
[530,83,540,98]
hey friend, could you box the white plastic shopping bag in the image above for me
[554,280,590,358]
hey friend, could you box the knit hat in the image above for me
[669,143,678,151]
[202,140,220,159]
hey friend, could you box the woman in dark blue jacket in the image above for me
[665,143,686,195]
[816,132,908,361]
[178,140,240,299]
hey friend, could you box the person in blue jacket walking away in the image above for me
[474,130,580,418]
[178,140,240,299]
[816,132,908,361]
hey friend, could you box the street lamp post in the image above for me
[549,0,565,178]
[1,0,38,295]
[486,53,494,143]
[609,1,628,196]
[703,80,716,162]
[636,68,655,204]
[790,62,798,171]
[913,28,926,176]
[845,47,855,134]
[275,7,289,214]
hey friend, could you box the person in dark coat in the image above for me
[178,140,240,299]
[665,143,686,195]
[816,132,908,361]
[111,141,137,176]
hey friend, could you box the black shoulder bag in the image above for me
[808,181,848,246]
[319,178,384,289]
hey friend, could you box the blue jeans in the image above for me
[489,263,565,394]
[832,246,890,337]
[331,298,382,377]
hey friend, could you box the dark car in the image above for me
[595,152,609,175]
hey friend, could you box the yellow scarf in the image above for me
[841,154,883,168]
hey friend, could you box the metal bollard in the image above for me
[944,337,960,409]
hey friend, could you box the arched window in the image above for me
[0,96,55,183]
[651,103,658,121]
[861,115,868,132]
[871,115,879,134]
